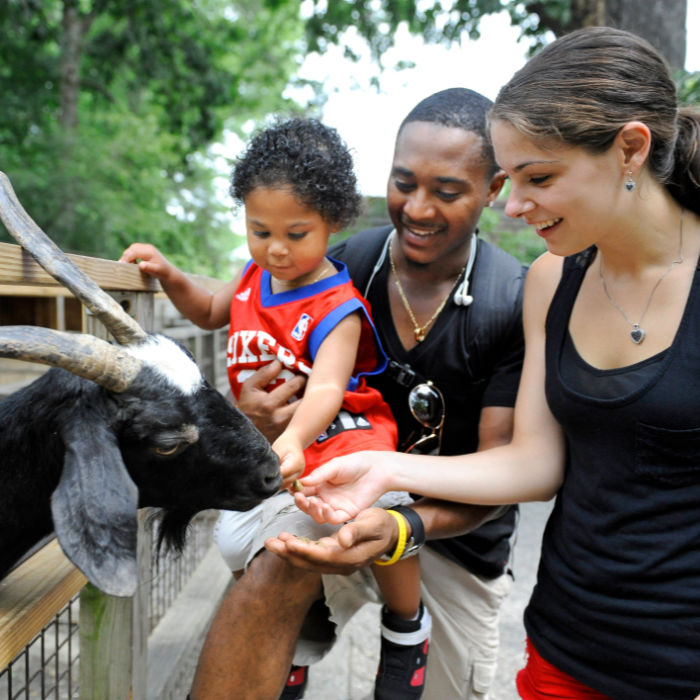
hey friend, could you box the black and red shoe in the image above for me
[374,605,430,700]
[278,664,308,700]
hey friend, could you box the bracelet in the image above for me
[373,509,408,566]
[392,505,425,559]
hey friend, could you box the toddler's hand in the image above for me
[119,243,173,282]
[272,437,305,491]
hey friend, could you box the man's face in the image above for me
[387,121,503,266]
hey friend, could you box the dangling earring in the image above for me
[624,170,636,192]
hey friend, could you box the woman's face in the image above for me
[491,120,625,257]
[386,121,504,266]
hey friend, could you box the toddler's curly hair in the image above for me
[230,117,363,229]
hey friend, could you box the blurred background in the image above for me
[1,0,698,276]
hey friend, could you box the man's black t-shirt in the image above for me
[330,225,526,579]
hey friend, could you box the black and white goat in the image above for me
[0,172,281,596]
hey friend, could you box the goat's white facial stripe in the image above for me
[126,336,203,395]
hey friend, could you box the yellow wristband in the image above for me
[373,509,408,566]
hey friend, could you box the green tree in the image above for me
[1,0,692,274]
[305,0,687,69]
[677,69,700,106]
[0,0,305,274]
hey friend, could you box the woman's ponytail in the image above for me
[668,108,700,215]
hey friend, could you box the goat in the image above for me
[0,172,281,596]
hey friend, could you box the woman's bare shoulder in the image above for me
[525,252,564,304]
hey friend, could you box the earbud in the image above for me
[452,236,478,307]
[453,279,473,307]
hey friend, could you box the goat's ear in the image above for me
[52,416,139,597]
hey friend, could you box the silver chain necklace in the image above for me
[599,209,685,345]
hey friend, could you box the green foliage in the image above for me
[305,0,508,65]
[0,0,690,277]
[676,70,700,106]
[0,0,305,273]
[478,205,546,266]
[302,1,690,67]
[301,0,569,65]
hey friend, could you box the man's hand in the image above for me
[264,507,399,574]
[237,360,306,442]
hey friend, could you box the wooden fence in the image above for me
[0,241,233,699]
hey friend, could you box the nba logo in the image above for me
[292,313,312,341]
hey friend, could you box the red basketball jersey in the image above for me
[227,259,397,476]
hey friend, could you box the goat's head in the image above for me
[0,172,281,596]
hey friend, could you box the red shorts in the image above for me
[516,639,613,699]
[302,401,397,477]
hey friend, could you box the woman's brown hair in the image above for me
[491,27,700,215]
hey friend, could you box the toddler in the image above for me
[120,117,431,700]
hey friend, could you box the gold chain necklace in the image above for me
[599,209,685,345]
[274,258,334,291]
[308,258,335,284]
[389,236,466,343]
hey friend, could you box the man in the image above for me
[190,88,525,700]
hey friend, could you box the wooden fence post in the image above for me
[79,290,153,700]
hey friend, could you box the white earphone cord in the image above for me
[364,229,477,308]
[453,236,477,307]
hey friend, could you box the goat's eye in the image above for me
[151,426,197,458]
[155,444,180,456]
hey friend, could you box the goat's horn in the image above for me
[0,172,148,346]
[0,326,143,393]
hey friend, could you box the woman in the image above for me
[295,27,700,699]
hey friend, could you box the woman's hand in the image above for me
[264,507,399,574]
[294,451,393,524]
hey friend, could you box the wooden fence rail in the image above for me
[0,241,232,699]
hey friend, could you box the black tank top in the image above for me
[560,330,667,399]
[527,247,700,699]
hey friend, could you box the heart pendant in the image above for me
[630,326,645,344]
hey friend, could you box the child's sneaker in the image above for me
[374,604,431,700]
[278,664,308,700]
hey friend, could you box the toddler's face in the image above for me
[244,186,338,288]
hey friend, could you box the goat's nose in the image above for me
[261,470,282,497]
[265,470,282,488]
[262,449,282,488]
